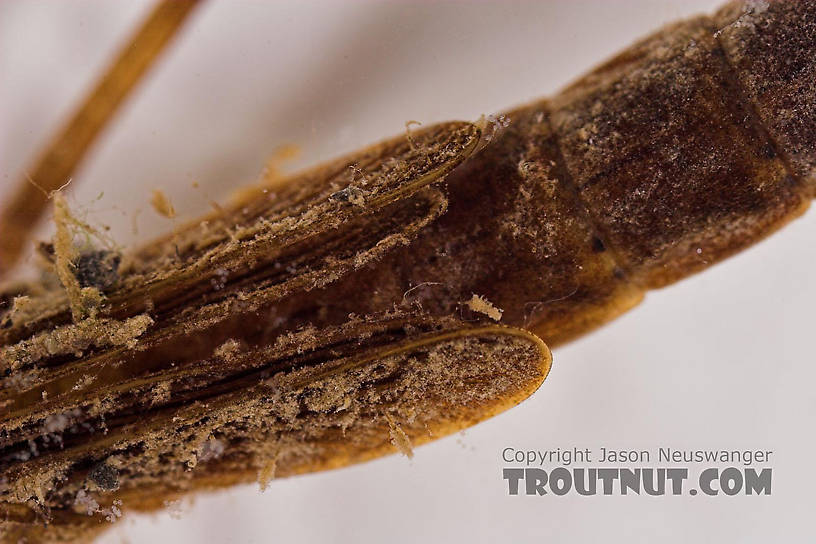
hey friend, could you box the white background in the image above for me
[1,1,814,542]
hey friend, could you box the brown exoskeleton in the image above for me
[1,0,814,541]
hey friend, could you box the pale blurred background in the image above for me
[1,1,814,542]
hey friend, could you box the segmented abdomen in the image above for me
[372,0,816,345]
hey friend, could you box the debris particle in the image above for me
[150,189,176,218]
[258,454,278,492]
[50,192,118,321]
[262,143,301,186]
[476,113,511,143]
[405,119,422,149]
[197,437,226,462]
[43,414,69,434]
[36,241,56,262]
[487,113,510,130]
[74,489,100,516]
[330,185,366,207]
[72,374,96,391]
[466,294,503,321]
[164,499,184,520]
[228,144,300,203]
[213,339,242,361]
[53,193,84,321]
[1,295,32,328]
[74,487,122,521]
[386,414,414,458]
[1,314,154,372]
[105,499,123,522]
[75,250,121,290]
[89,462,119,491]
[43,409,81,434]
[150,381,171,407]
[266,144,300,172]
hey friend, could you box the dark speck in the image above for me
[76,250,121,291]
[762,143,776,159]
[89,462,119,491]
[591,236,606,253]
[329,186,365,206]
